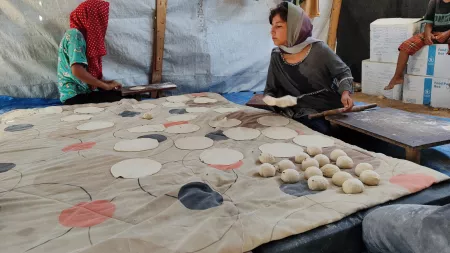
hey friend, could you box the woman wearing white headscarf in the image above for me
[264,1,354,135]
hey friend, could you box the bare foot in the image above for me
[385,76,404,90]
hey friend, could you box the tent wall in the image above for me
[0,0,332,99]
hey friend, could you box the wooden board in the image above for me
[121,82,177,97]
[151,0,168,83]
[245,94,271,110]
[327,107,450,149]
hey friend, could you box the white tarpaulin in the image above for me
[0,0,332,99]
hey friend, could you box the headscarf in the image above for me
[70,0,110,79]
[279,1,321,54]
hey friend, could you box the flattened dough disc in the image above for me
[130,86,146,90]
[38,106,63,114]
[166,95,190,103]
[257,115,290,127]
[200,148,244,165]
[259,143,304,158]
[223,127,261,140]
[165,124,200,134]
[166,114,198,122]
[162,102,186,108]
[74,107,105,114]
[262,127,298,140]
[77,121,114,131]
[293,135,335,148]
[111,158,161,178]
[186,107,209,113]
[61,114,93,122]
[194,97,217,104]
[209,118,241,128]
[213,107,240,113]
[175,136,214,150]
[114,138,159,152]
[132,103,157,110]
[128,124,166,133]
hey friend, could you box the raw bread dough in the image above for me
[209,118,241,128]
[301,158,320,171]
[355,163,374,176]
[360,170,380,186]
[275,95,297,108]
[200,148,244,165]
[332,171,353,186]
[166,95,190,103]
[259,143,304,158]
[294,152,310,163]
[261,127,298,140]
[74,107,105,114]
[342,178,365,194]
[77,121,114,131]
[306,146,323,156]
[330,149,347,161]
[194,97,217,104]
[128,124,165,133]
[38,106,63,114]
[61,114,93,122]
[223,127,261,141]
[111,158,161,179]
[259,163,276,178]
[314,154,330,167]
[336,156,354,169]
[130,86,146,90]
[257,116,290,127]
[304,166,323,179]
[165,124,200,134]
[174,136,214,150]
[293,135,335,148]
[259,153,276,164]
[132,103,157,110]
[262,96,277,106]
[142,113,153,120]
[281,169,300,183]
[114,138,159,152]
[308,176,329,191]
[186,107,209,113]
[213,107,240,113]
[166,114,198,122]
[276,160,296,172]
[162,102,186,108]
[321,164,340,178]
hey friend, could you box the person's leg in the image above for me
[363,204,450,253]
[63,90,122,105]
[386,33,426,90]
[296,116,332,136]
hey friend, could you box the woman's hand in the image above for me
[341,91,354,112]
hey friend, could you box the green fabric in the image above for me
[57,29,91,103]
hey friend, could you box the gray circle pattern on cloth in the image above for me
[169,109,187,114]
[138,134,168,143]
[119,111,141,117]
[4,124,34,132]
[0,163,16,173]
[280,181,318,197]
[178,182,223,210]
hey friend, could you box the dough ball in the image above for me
[332,171,353,186]
[259,152,276,164]
[294,152,310,163]
[342,178,365,194]
[142,113,153,120]
[304,166,323,179]
[355,163,374,176]
[336,156,354,169]
[314,154,330,167]
[302,158,319,171]
[276,160,296,172]
[360,170,380,186]
[308,176,329,191]
[259,163,276,178]
[330,149,347,161]
[281,169,300,183]
[306,146,322,156]
[321,164,340,178]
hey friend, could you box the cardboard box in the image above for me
[361,60,403,100]
[370,18,424,63]
[407,44,450,78]
[403,74,450,109]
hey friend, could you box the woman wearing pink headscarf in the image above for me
[263,1,354,135]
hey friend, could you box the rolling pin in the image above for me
[308,103,377,119]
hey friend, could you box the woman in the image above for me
[57,0,122,105]
[263,2,354,135]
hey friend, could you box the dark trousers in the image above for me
[64,90,123,105]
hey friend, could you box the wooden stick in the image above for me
[327,0,342,51]
[151,0,168,84]
[308,103,378,119]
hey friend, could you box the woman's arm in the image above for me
[71,64,120,90]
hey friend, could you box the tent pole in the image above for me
[151,0,168,84]
[327,0,342,51]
